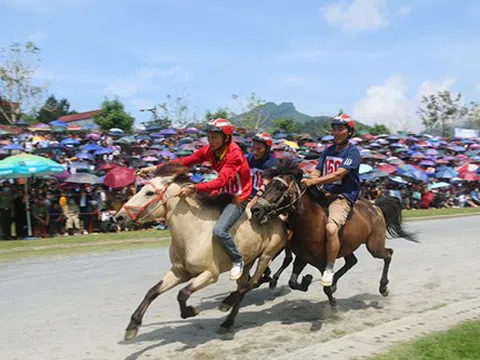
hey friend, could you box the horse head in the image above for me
[116,164,190,227]
[251,159,305,225]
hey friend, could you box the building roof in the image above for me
[58,110,101,123]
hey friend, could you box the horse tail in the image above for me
[375,196,419,242]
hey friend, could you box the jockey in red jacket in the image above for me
[144,119,251,280]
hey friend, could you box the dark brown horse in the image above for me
[251,159,418,306]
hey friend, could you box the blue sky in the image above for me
[1,0,479,131]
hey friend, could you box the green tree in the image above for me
[205,107,231,120]
[369,123,391,135]
[36,94,76,123]
[417,91,468,137]
[271,118,298,133]
[466,101,480,130]
[0,41,45,124]
[232,92,270,131]
[94,97,134,132]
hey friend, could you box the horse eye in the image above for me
[146,191,155,196]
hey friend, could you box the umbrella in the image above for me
[75,152,94,161]
[50,120,67,127]
[359,164,373,174]
[0,129,11,136]
[142,156,159,162]
[13,118,30,127]
[457,163,479,173]
[86,133,101,141]
[128,158,148,168]
[2,144,25,151]
[376,164,397,175]
[137,135,152,141]
[419,160,435,167]
[67,125,81,131]
[69,162,90,171]
[150,132,165,138]
[159,150,176,159]
[184,127,200,134]
[283,140,299,149]
[160,129,177,135]
[390,176,409,184]
[61,138,80,146]
[429,182,450,189]
[104,167,136,188]
[109,128,125,136]
[97,163,119,171]
[321,135,334,141]
[65,173,101,184]
[93,148,113,156]
[459,171,479,182]
[0,154,65,237]
[386,157,405,166]
[82,144,102,152]
[145,125,162,132]
[115,136,137,145]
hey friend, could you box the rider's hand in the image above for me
[176,184,196,198]
[136,166,156,177]
[301,177,317,188]
[246,196,258,209]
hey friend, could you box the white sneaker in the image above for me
[229,261,244,281]
[320,268,334,287]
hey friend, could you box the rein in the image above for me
[260,175,306,215]
[123,179,173,221]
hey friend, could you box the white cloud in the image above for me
[352,75,457,132]
[396,5,412,17]
[321,0,389,32]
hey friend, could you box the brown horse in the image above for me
[251,159,418,306]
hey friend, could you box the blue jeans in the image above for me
[212,202,245,263]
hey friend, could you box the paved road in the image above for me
[1,216,480,360]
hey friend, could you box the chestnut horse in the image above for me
[251,160,418,305]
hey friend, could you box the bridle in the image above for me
[123,179,173,222]
[257,174,306,217]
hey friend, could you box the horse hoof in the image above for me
[181,306,200,319]
[218,303,232,312]
[124,328,139,341]
[217,325,230,334]
[269,279,278,290]
[380,287,389,297]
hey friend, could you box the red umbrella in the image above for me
[376,164,398,175]
[459,171,479,181]
[303,142,318,148]
[97,163,119,172]
[104,167,136,188]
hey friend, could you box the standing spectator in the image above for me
[31,198,50,238]
[77,188,91,234]
[13,187,27,239]
[0,184,14,240]
[48,202,64,237]
[64,198,80,235]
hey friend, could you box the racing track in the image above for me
[1,216,480,360]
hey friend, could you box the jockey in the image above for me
[140,118,252,280]
[301,113,360,287]
[246,132,276,207]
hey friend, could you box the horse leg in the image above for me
[270,246,293,289]
[219,262,254,312]
[177,270,219,319]
[366,232,394,297]
[125,269,185,341]
[323,253,358,306]
[288,257,312,292]
[218,255,271,333]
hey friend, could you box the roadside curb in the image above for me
[405,212,480,222]
[277,297,480,360]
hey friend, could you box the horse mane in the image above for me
[153,163,239,210]
[263,159,304,180]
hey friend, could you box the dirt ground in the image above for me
[1,216,479,360]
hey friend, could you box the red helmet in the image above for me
[252,132,273,147]
[331,113,355,135]
[206,118,234,136]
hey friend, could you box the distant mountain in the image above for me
[231,102,332,129]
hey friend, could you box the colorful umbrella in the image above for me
[459,171,479,182]
[359,164,373,174]
[65,173,102,184]
[2,144,25,151]
[86,133,101,141]
[429,182,450,189]
[97,163,119,172]
[104,167,136,188]
[376,164,397,175]
[283,140,299,149]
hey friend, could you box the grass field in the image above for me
[370,320,480,360]
[1,207,479,263]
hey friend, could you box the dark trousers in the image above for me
[1,209,12,239]
[14,212,27,239]
[80,207,90,231]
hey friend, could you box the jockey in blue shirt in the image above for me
[301,113,361,287]
[246,132,276,207]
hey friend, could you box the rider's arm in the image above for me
[311,167,350,186]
